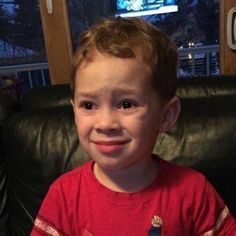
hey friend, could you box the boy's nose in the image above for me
[95,109,121,133]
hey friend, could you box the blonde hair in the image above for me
[71,17,177,101]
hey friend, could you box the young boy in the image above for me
[31,17,236,235]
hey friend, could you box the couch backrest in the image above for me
[20,84,71,110]
[20,75,236,108]
[177,75,236,98]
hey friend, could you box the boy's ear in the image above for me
[71,99,78,125]
[71,99,74,107]
[159,96,181,133]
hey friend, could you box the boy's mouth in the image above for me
[92,140,129,153]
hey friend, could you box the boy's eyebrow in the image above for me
[75,91,98,99]
[76,88,142,98]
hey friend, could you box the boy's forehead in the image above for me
[79,47,144,66]
[73,50,160,101]
[75,50,153,88]
[76,50,151,80]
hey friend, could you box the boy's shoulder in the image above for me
[50,160,92,190]
[159,157,205,178]
[158,157,209,191]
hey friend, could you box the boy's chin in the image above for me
[92,157,133,172]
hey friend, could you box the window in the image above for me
[0,0,46,65]
[0,0,220,99]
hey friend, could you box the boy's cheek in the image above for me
[76,119,92,135]
[74,112,87,125]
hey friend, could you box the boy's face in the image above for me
[72,51,170,171]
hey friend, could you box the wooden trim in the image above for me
[39,0,73,84]
[220,0,236,75]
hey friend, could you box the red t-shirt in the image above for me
[31,157,236,236]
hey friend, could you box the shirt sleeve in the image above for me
[191,176,236,235]
[30,179,72,236]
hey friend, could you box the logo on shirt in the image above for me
[148,215,163,236]
[151,215,163,228]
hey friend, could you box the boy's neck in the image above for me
[93,156,159,193]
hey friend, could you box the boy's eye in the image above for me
[119,101,136,109]
[81,102,94,110]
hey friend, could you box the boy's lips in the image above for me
[92,140,129,153]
